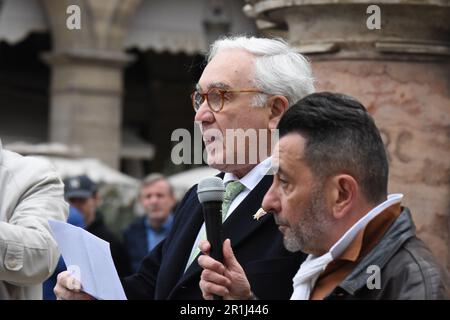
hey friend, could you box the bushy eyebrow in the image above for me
[196,82,231,93]
[208,82,231,90]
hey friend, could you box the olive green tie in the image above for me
[185,180,245,271]
[221,180,246,222]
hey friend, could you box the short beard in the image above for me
[283,182,332,254]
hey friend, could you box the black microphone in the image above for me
[197,177,225,300]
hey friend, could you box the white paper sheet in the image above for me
[48,220,127,300]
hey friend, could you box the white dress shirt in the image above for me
[221,157,272,221]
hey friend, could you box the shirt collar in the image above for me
[223,156,272,191]
[144,213,173,232]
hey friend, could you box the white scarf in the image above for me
[290,252,333,300]
[290,194,404,300]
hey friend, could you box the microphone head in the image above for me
[197,177,225,203]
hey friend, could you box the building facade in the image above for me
[0,0,448,274]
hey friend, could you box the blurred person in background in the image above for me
[123,173,176,273]
[64,175,132,278]
[0,141,68,299]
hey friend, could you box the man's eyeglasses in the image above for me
[191,88,265,112]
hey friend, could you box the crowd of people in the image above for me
[42,172,177,299]
[1,35,448,300]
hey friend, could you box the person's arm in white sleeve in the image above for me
[0,154,68,285]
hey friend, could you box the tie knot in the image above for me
[224,180,245,201]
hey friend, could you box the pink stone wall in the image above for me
[313,60,450,272]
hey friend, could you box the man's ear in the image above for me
[268,95,289,130]
[329,174,358,220]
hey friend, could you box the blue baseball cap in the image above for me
[64,175,97,199]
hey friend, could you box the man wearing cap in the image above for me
[64,175,131,278]
[0,141,68,299]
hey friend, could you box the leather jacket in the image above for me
[325,208,449,300]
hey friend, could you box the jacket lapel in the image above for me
[171,174,274,296]
[222,175,273,248]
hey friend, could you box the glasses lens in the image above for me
[207,89,222,112]
[192,91,204,111]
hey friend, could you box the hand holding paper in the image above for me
[49,220,127,300]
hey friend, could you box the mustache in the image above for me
[273,214,287,226]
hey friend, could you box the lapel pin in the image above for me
[253,207,267,221]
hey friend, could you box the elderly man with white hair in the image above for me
[55,35,314,300]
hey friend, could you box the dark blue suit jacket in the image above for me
[122,174,306,299]
[123,217,149,273]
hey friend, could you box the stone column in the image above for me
[246,0,450,272]
[40,0,142,168]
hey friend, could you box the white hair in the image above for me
[207,36,315,107]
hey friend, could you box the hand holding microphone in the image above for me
[198,238,253,300]
[197,177,252,300]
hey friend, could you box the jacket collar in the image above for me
[337,207,416,295]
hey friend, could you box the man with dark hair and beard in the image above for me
[198,92,449,300]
